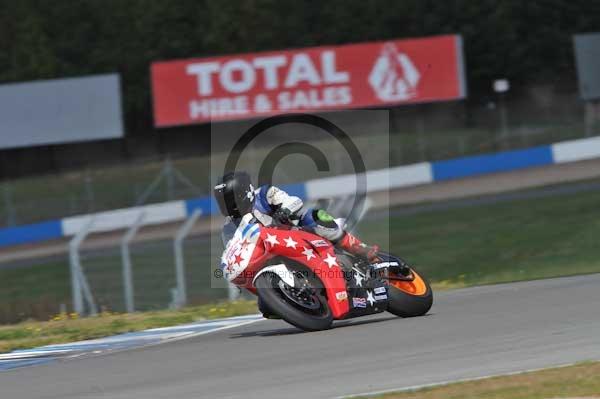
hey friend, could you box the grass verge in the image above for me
[357,361,600,399]
[0,300,257,354]
[360,180,600,290]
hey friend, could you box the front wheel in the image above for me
[254,272,333,331]
[386,268,433,317]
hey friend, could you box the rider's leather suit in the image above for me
[221,185,376,258]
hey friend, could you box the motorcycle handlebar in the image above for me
[272,209,300,227]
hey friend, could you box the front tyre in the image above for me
[254,272,333,331]
[387,268,433,317]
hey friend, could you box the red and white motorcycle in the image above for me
[222,213,433,331]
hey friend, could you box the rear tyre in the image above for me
[255,272,333,331]
[387,268,433,318]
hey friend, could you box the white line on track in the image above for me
[138,315,265,348]
[0,314,266,369]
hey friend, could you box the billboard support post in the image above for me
[2,183,16,226]
[84,170,95,212]
[584,101,599,137]
[499,93,509,145]
[166,158,174,200]
[493,79,510,148]
[574,33,600,137]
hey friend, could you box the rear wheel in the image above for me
[254,272,333,331]
[387,268,433,317]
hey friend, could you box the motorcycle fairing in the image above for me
[222,213,358,319]
[252,264,295,287]
[255,227,351,318]
[222,213,262,282]
[335,254,388,318]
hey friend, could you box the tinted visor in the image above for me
[214,184,232,217]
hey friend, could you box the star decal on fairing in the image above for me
[324,253,338,269]
[302,247,315,261]
[283,236,298,249]
[366,290,375,306]
[226,251,244,272]
[239,239,252,253]
[265,233,280,247]
[225,262,235,273]
[234,253,244,265]
[354,271,364,287]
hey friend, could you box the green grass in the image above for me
[0,300,257,353]
[359,361,600,399]
[0,238,225,324]
[360,181,600,289]
[0,259,70,324]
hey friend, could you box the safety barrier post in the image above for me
[120,211,145,313]
[173,209,202,308]
[68,217,98,316]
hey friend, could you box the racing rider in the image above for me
[214,171,380,262]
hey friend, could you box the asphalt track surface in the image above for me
[2,274,600,399]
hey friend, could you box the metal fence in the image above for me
[0,157,209,227]
[1,114,596,228]
[0,194,370,323]
[67,209,244,317]
[0,211,236,323]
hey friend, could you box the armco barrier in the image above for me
[0,220,63,247]
[430,146,554,181]
[1,135,600,248]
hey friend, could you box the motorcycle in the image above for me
[221,213,433,331]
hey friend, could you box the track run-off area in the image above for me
[1,274,599,399]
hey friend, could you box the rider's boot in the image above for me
[337,232,411,278]
[388,258,412,278]
[337,232,379,262]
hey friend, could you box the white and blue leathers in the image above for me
[221,185,343,247]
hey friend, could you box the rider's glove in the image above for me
[272,207,292,224]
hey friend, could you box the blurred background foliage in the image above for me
[1,0,597,138]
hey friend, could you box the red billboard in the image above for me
[151,34,466,127]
